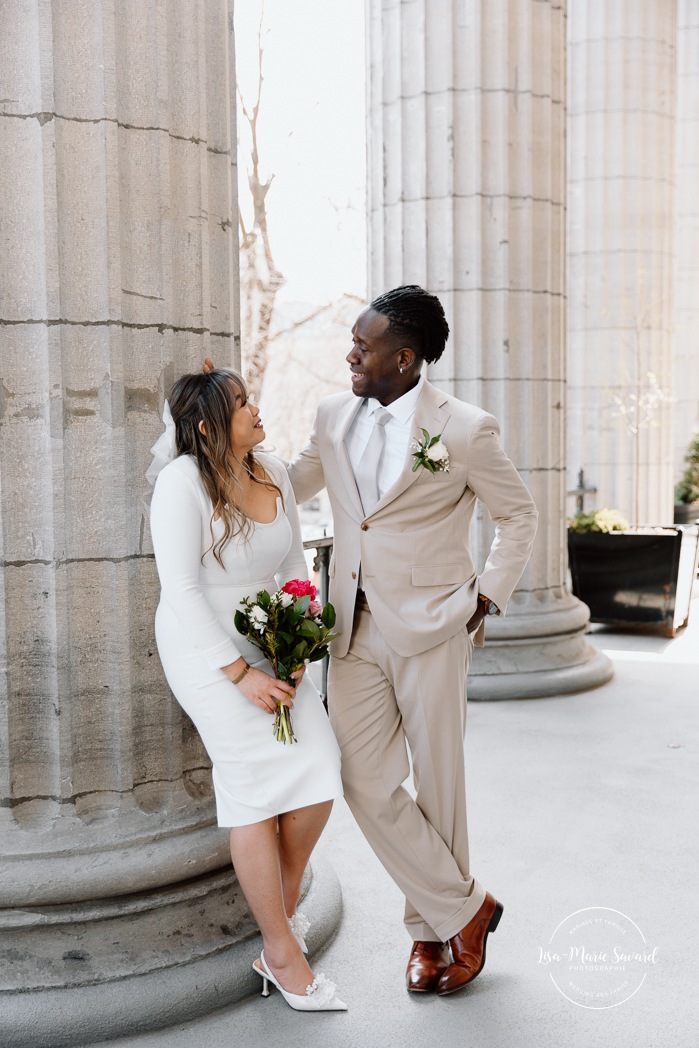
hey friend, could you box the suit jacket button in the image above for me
[361,523,369,531]
[351,571,357,579]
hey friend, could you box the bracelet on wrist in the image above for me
[231,661,250,685]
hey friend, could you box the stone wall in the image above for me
[0,2,251,1043]
[567,0,677,523]
[366,0,612,698]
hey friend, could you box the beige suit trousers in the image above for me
[328,599,487,943]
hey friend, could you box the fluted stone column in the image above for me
[567,0,677,523]
[0,3,342,1045]
[367,0,611,698]
[674,0,699,473]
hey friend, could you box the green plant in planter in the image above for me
[568,508,630,534]
[674,433,699,505]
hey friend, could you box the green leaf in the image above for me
[321,602,336,628]
[294,595,311,615]
[428,435,439,447]
[421,428,430,443]
[234,611,248,634]
[258,590,272,610]
[412,459,421,472]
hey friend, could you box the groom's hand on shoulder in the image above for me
[202,357,215,373]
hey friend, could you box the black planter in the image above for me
[674,502,699,526]
[567,525,699,637]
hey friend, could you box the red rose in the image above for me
[282,579,317,600]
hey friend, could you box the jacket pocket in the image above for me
[411,564,467,586]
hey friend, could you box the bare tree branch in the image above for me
[267,294,364,344]
[237,0,286,401]
[237,3,362,407]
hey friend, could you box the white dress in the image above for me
[150,451,342,827]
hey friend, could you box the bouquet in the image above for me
[234,579,340,744]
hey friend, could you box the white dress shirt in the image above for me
[345,373,425,500]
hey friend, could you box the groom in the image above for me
[287,285,538,995]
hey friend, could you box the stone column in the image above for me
[367,0,611,698]
[567,0,677,524]
[0,2,303,1044]
[674,0,699,475]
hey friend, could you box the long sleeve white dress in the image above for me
[150,451,342,827]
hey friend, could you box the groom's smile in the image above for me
[347,307,418,406]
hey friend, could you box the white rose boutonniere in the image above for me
[412,429,450,474]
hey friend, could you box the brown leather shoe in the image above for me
[436,893,503,996]
[406,940,450,993]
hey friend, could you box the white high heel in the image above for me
[252,950,348,1011]
[288,911,311,953]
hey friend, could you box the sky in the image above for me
[234,0,367,306]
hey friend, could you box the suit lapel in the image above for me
[369,382,451,514]
[333,395,365,517]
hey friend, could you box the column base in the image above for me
[0,856,342,1048]
[468,592,614,700]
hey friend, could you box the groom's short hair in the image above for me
[370,285,450,364]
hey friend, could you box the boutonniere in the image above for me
[412,429,450,474]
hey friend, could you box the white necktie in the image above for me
[355,407,393,514]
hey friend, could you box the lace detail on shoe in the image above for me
[304,972,337,1008]
[289,912,311,951]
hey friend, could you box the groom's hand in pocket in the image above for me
[466,604,486,634]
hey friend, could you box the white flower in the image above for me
[249,606,268,632]
[427,439,449,463]
[277,591,294,608]
[304,972,338,1008]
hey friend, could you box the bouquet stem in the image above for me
[273,700,297,745]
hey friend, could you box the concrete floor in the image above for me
[91,592,698,1048]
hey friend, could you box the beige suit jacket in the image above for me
[288,380,538,659]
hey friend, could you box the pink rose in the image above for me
[306,599,322,618]
[282,579,317,600]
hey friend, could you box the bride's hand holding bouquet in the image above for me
[235,579,340,744]
[222,658,297,717]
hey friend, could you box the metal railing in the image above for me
[302,532,333,706]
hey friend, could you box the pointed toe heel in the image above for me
[253,951,347,1012]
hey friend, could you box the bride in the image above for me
[148,368,346,1011]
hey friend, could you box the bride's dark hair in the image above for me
[168,368,282,566]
